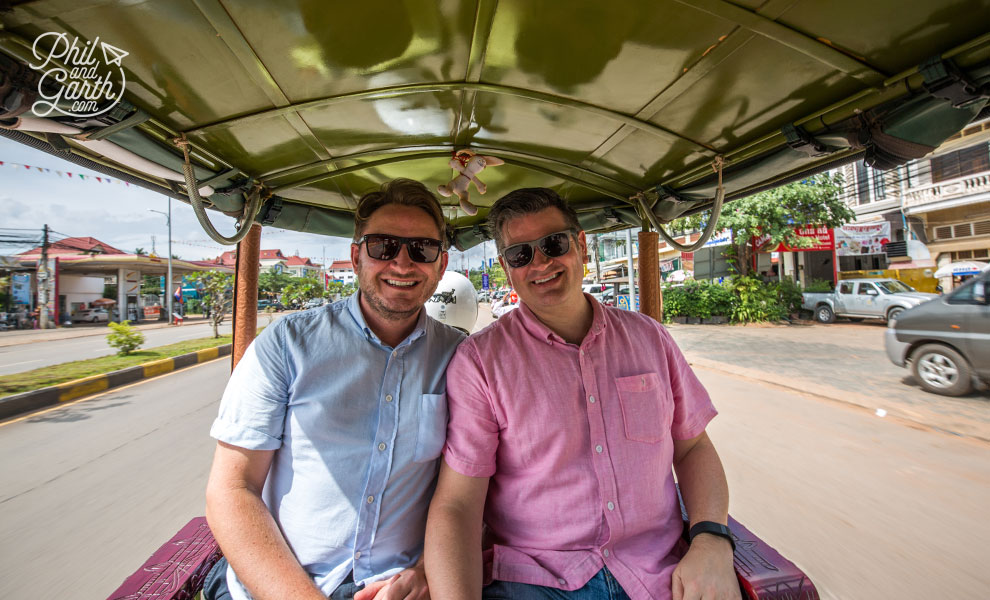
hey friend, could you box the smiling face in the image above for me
[498,207,587,320]
[351,204,448,327]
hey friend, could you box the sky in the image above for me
[0,136,495,270]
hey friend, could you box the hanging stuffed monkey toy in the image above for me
[437,149,505,215]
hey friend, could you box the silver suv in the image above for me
[885,271,990,396]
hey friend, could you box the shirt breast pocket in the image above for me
[414,393,448,462]
[615,373,672,443]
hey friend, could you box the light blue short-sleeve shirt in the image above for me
[210,293,464,600]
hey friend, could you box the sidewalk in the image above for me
[0,316,212,347]
[667,321,990,442]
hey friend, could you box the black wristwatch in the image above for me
[688,521,736,551]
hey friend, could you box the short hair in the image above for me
[487,187,581,251]
[353,178,447,245]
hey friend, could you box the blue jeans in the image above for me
[203,557,364,600]
[483,567,632,600]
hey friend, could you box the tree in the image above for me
[325,279,357,299]
[258,271,295,298]
[106,320,145,355]
[282,277,325,306]
[675,173,855,278]
[189,270,233,338]
[133,247,146,256]
[468,264,508,291]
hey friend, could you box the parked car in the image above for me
[884,271,990,396]
[77,308,109,323]
[303,298,324,309]
[802,278,937,324]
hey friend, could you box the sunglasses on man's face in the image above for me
[357,234,443,263]
[501,230,576,269]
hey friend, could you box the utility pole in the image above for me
[592,233,601,284]
[39,224,50,329]
[149,198,173,324]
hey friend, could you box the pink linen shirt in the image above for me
[443,295,717,600]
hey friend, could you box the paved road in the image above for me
[2,353,987,599]
[0,314,281,376]
[0,360,224,600]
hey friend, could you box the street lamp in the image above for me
[149,198,173,325]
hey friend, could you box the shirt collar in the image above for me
[347,291,428,349]
[515,293,607,345]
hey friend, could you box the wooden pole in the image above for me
[638,231,662,322]
[232,224,261,370]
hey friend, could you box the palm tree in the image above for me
[134,247,146,256]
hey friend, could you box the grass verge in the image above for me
[0,334,233,397]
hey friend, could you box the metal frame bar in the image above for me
[452,0,499,147]
[184,82,714,152]
[268,149,635,203]
[261,144,640,194]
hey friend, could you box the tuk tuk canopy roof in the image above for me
[1,0,988,248]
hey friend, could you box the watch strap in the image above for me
[688,521,736,551]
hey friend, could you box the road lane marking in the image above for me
[0,360,223,428]
[2,359,43,367]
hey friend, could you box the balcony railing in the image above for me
[902,171,990,209]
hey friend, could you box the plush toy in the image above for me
[437,150,505,215]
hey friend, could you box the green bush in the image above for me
[728,275,788,322]
[662,276,814,323]
[805,279,834,293]
[106,320,146,356]
[776,278,805,315]
[662,280,734,321]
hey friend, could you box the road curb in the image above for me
[0,344,232,421]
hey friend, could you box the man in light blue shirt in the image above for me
[204,179,465,600]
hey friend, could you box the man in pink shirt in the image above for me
[425,188,739,600]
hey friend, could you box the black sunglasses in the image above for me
[501,230,576,269]
[357,234,443,263]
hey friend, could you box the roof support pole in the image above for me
[638,231,662,323]
[232,224,261,370]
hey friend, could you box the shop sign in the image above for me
[703,229,733,247]
[835,222,891,256]
[12,273,31,304]
[753,225,834,253]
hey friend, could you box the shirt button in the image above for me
[355,551,362,559]
[385,394,393,402]
[557,578,566,585]
[378,442,386,451]
[595,445,603,453]
[367,495,374,504]
[589,395,595,403]
[607,501,615,510]
[602,548,610,557]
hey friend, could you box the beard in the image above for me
[361,284,422,322]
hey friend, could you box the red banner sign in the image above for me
[752,225,834,253]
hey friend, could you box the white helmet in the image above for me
[425,271,479,333]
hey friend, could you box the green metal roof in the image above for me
[1,0,988,247]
